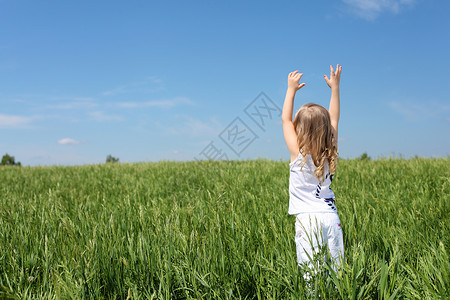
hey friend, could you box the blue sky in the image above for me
[1,0,449,166]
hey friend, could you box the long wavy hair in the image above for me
[293,103,338,182]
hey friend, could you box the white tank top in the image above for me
[288,153,337,214]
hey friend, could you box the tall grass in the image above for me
[0,158,449,299]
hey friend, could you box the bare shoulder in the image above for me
[331,125,338,149]
[283,120,300,161]
[290,152,299,163]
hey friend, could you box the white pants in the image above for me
[295,212,344,278]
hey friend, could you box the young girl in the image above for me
[282,65,344,280]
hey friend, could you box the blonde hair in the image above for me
[293,103,338,182]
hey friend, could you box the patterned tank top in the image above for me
[288,153,337,214]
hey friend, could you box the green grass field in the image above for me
[1,158,449,299]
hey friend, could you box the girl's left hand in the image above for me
[324,64,342,89]
[288,70,306,92]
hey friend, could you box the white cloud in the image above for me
[11,99,26,103]
[387,100,450,121]
[87,111,123,122]
[51,97,95,102]
[58,138,80,145]
[154,115,223,138]
[342,0,415,20]
[117,97,194,109]
[0,114,34,128]
[47,97,98,110]
[102,76,164,96]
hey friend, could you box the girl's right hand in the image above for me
[288,70,306,92]
[324,64,342,89]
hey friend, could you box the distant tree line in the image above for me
[1,153,21,166]
[4,151,428,166]
[358,152,371,161]
[1,153,121,165]
[106,154,119,163]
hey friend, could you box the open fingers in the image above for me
[336,64,342,78]
[290,73,303,83]
[330,65,335,78]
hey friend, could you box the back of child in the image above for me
[281,65,344,283]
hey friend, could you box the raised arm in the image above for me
[282,70,306,162]
[324,64,342,140]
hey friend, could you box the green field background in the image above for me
[1,158,449,299]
